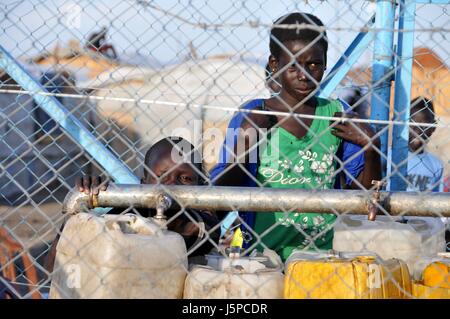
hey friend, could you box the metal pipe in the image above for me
[0,44,139,185]
[390,0,416,191]
[370,1,396,177]
[63,184,450,217]
[320,15,375,98]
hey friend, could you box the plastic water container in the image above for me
[49,213,188,299]
[284,250,411,299]
[183,253,284,299]
[412,253,450,298]
[333,215,446,274]
[413,252,450,284]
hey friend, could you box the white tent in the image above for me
[93,57,269,172]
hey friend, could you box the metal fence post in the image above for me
[370,0,397,179]
[390,0,417,191]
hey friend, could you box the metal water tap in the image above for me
[152,194,172,228]
[367,180,385,221]
[228,246,241,259]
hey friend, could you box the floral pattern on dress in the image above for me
[293,160,305,174]
[313,215,326,226]
[298,150,317,161]
[297,150,336,176]
[278,159,292,170]
[322,153,333,167]
[311,160,328,174]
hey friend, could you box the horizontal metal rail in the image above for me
[63,184,450,217]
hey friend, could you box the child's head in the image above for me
[409,97,436,152]
[268,12,328,102]
[142,136,203,185]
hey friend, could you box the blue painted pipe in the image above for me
[390,0,417,191]
[370,0,396,179]
[320,15,375,98]
[0,44,140,185]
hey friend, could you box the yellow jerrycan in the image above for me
[284,251,412,299]
[412,252,450,299]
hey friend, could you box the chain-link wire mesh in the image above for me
[0,0,449,299]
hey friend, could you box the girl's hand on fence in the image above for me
[331,112,380,149]
[75,175,109,195]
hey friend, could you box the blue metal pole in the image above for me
[390,0,417,191]
[415,0,449,3]
[320,16,375,98]
[0,44,140,184]
[370,0,396,179]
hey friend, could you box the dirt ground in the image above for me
[1,201,63,285]
[1,202,63,248]
[0,202,64,297]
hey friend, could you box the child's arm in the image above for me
[209,112,266,223]
[211,119,260,187]
[209,124,255,221]
[353,145,382,189]
[45,176,108,273]
[331,111,382,190]
[210,100,267,189]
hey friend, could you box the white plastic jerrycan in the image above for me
[333,215,446,273]
[49,213,188,299]
[183,249,284,299]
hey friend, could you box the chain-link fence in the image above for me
[0,0,449,299]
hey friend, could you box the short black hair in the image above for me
[143,136,203,179]
[411,96,436,123]
[269,12,328,63]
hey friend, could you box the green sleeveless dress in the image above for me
[254,97,344,261]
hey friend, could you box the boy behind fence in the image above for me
[406,97,448,250]
[407,97,443,192]
[210,12,381,261]
[47,137,220,271]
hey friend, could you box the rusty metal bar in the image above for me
[63,184,450,217]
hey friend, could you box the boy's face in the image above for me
[142,148,199,186]
[266,77,281,95]
[270,40,326,103]
[409,112,435,152]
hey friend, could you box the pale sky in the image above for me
[1,0,448,70]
